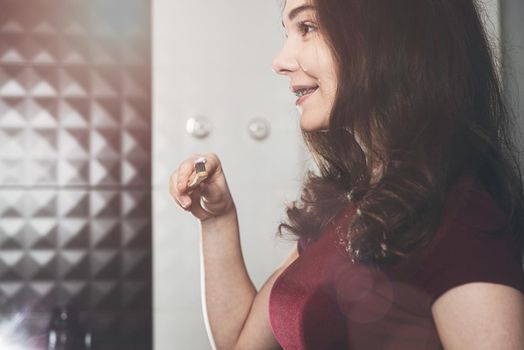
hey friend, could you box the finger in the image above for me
[176,159,197,195]
[169,171,192,209]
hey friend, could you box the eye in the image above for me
[298,21,317,36]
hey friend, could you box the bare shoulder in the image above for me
[432,282,524,350]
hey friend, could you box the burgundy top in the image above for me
[269,176,524,349]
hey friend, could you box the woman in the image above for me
[170,0,524,348]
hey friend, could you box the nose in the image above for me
[272,43,299,75]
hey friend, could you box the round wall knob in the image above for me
[186,117,212,138]
[247,118,270,140]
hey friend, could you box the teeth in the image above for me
[295,87,317,97]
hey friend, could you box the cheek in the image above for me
[315,53,338,97]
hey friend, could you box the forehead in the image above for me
[283,0,314,19]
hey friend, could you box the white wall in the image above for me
[153,1,305,349]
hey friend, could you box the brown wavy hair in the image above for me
[278,0,524,265]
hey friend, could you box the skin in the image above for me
[170,153,285,350]
[272,0,337,131]
[169,0,524,349]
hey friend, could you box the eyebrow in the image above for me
[281,5,316,27]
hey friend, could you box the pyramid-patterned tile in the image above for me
[90,38,121,66]
[122,69,147,99]
[16,1,54,33]
[0,33,26,64]
[121,99,148,129]
[26,34,59,64]
[58,127,89,158]
[122,129,149,159]
[0,97,25,128]
[121,156,150,186]
[90,127,121,157]
[93,250,121,279]
[60,281,90,308]
[58,67,89,98]
[121,250,150,279]
[27,282,59,311]
[27,97,59,128]
[27,66,59,98]
[27,159,58,185]
[89,8,120,39]
[58,158,90,186]
[125,21,150,43]
[58,97,90,127]
[0,159,26,185]
[121,192,149,219]
[0,283,24,310]
[0,251,24,281]
[62,16,89,38]
[0,218,25,249]
[25,251,57,280]
[0,190,25,218]
[91,68,120,98]
[119,312,152,338]
[58,190,89,218]
[0,0,152,342]
[27,128,58,159]
[91,99,121,127]
[14,283,44,312]
[0,66,27,97]
[28,160,54,186]
[120,336,151,349]
[90,280,120,310]
[90,158,121,186]
[0,127,26,158]
[59,4,88,37]
[58,158,89,187]
[59,36,89,65]
[59,250,89,279]
[88,311,119,338]
[121,41,148,67]
[0,16,24,34]
[90,218,120,249]
[31,4,60,35]
[25,218,58,249]
[90,250,120,278]
[121,218,150,248]
[121,281,149,309]
[25,230,55,251]
[25,196,56,219]
[90,191,120,218]
[58,218,89,249]
[25,190,56,217]
[0,258,8,285]
[33,21,57,36]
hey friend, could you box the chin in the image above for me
[299,114,329,132]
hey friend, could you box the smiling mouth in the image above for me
[293,86,318,98]
[293,85,318,106]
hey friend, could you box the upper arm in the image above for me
[234,247,299,350]
[432,282,524,350]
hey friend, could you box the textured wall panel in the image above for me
[0,0,151,349]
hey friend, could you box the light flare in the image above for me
[0,312,35,350]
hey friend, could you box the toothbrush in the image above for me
[188,156,208,190]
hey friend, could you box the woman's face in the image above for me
[272,0,338,131]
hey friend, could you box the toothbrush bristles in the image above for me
[195,162,206,173]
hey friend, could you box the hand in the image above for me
[169,153,236,221]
